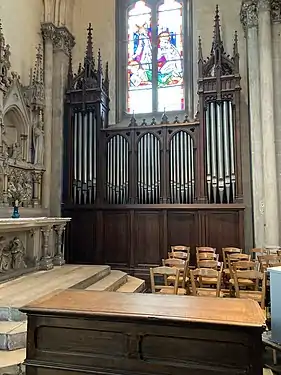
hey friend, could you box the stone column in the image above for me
[258,0,279,246]
[271,0,281,244]
[241,1,265,248]
[41,23,56,213]
[51,27,75,217]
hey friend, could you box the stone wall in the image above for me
[0,0,44,85]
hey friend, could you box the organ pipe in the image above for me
[71,110,97,205]
[169,131,195,204]
[205,101,236,203]
[137,133,161,204]
[106,135,129,204]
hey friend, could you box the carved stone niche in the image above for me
[3,76,30,162]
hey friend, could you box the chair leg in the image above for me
[273,349,277,365]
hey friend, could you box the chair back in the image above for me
[150,266,180,294]
[196,247,216,253]
[171,245,190,253]
[190,268,222,297]
[222,247,242,269]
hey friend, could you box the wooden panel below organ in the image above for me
[103,211,130,267]
[22,290,265,375]
[134,211,162,267]
[63,204,244,276]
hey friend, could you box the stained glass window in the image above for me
[126,0,185,114]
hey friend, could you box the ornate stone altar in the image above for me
[0,24,72,281]
[0,217,71,281]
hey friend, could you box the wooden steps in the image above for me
[0,265,145,374]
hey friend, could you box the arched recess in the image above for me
[3,78,31,159]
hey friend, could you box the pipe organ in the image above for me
[63,13,246,275]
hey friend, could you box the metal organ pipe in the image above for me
[71,110,97,205]
[73,112,78,203]
[169,131,195,204]
[228,101,236,200]
[210,103,218,203]
[205,108,211,201]
[106,135,129,204]
[223,101,231,202]
[78,112,83,204]
[205,101,236,203]
[137,133,160,204]
[216,103,224,202]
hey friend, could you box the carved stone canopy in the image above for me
[240,0,258,31]
[271,0,281,22]
[41,22,75,55]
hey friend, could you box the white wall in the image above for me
[0,0,44,85]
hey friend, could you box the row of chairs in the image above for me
[150,245,281,310]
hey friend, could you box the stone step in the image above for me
[0,349,25,375]
[86,270,128,292]
[0,265,111,321]
[0,322,27,351]
[116,275,145,293]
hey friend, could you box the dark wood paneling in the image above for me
[205,211,242,259]
[134,212,162,267]
[63,205,244,277]
[103,211,129,267]
[64,209,96,264]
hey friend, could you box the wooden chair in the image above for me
[196,247,216,253]
[197,260,222,286]
[222,247,242,269]
[168,251,189,261]
[249,248,266,260]
[162,258,189,292]
[233,269,266,309]
[197,259,219,269]
[171,245,190,253]
[190,268,223,297]
[258,254,281,272]
[229,260,257,289]
[197,252,217,264]
[150,266,180,295]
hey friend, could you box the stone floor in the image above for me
[0,264,145,374]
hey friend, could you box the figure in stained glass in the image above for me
[157,31,183,86]
[128,61,151,88]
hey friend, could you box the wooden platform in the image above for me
[21,290,265,375]
[0,265,145,374]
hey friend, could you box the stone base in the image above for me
[53,254,65,266]
[39,256,53,271]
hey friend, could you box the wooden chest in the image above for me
[21,290,265,375]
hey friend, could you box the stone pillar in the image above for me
[241,1,265,248]
[271,0,281,244]
[41,23,56,213]
[258,0,279,246]
[51,27,75,217]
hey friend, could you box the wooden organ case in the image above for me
[63,14,245,277]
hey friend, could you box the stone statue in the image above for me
[0,236,26,271]
[11,142,22,161]
[10,237,26,269]
[0,236,11,271]
[33,114,44,165]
